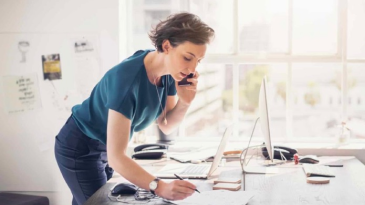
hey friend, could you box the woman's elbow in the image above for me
[158,125,174,135]
[108,153,128,168]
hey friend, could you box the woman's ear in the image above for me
[162,40,171,54]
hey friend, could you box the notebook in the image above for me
[213,183,241,191]
[172,190,255,205]
[154,125,232,179]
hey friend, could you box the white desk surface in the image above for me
[85,156,365,205]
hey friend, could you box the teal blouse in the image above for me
[71,50,177,144]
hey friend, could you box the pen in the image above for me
[174,174,200,193]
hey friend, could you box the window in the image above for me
[348,0,365,59]
[189,0,234,54]
[347,64,365,139]
[124,0,365,141]
[238,0,289,54]
[292,63,341,138]
[293,0,338,55]
[238,64,287,140]
[184,63,232,137]
[129,0,180,52]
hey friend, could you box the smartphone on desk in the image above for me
[178,73,194,86]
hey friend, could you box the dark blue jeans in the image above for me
[54,115,114,205]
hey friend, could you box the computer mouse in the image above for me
[110,183,138,196]
[299,155,319,164]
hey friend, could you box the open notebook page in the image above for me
[171,190,255,205]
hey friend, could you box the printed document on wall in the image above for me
[71,36,101,99]
[2,73,42,113]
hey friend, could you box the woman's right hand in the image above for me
[155,180,196,201]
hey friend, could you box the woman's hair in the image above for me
[149,12,215,52]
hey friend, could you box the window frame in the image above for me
[121,0,365,142]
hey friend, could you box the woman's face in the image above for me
[163,40,207,81]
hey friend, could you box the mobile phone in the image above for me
[178,73,194,87]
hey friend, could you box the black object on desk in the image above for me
[110,183,138,196]
[299,155,319,164]
[262,145,298,160]
[131,151,164,160]
[131,143,168,160]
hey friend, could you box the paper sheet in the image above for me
[2,73,42,113]
[172,190,255,205]
[71,36,100,99]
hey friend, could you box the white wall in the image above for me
[0,0,119,204]
[0,0,119,74]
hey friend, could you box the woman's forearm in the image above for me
[110,153,196,200]
[158,99,190,134]
[110,154,156,190]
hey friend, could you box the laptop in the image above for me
[155,125,232,179]
[168,147,218,163]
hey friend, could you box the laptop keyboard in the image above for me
[180,165,209,175]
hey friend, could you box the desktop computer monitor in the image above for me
[259,76,274,163]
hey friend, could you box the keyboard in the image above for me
[303,164,335,177]
[180,165,210,175]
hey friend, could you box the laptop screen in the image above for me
[207,125,233,176]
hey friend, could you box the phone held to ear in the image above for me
[131,143,169,160]
[261,145,298,160]
[178,73,194,87]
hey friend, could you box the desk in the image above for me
[84,156,365,205]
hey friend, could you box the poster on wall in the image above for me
[71,36,100,99]
[2,73,42,113]
[74,39,94,53]
[42,53,62,80]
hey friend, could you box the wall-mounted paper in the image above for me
[72,36,100,99]
[18,41,30,63]
[42,53,62,80]
[2,73,42,113]
[74,39,94,53]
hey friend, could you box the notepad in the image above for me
[214,177,241,184]
[213,183,241,191]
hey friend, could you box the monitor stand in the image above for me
[239,117,287,174]
[261,159,286,166]
[240,145,285,174]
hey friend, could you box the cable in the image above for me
[240,117,261,169]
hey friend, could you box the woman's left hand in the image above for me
[175,71,199,106]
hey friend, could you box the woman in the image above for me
[55,12,214,205]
